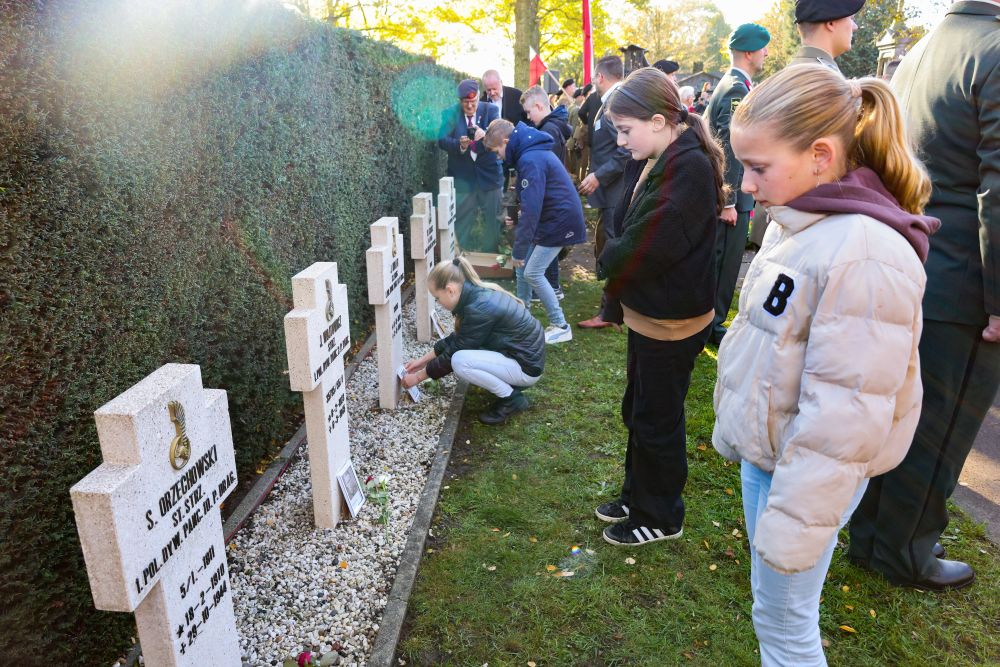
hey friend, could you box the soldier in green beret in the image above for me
[789,0,866,72]
[705,23,770,346]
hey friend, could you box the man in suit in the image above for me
[788,0,864,72]
[438,79,504,252]
[849,0,1000,591]
[578,55,632,331]
[482,70,526,125]
[705,23,770,346]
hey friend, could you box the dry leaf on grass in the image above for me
[839,625,856,633]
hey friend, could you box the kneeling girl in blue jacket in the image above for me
[401,256,544,425]
[483,120,586,345]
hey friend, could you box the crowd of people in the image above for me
[407,0,999,663]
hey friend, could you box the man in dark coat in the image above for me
[481,69,526,125]
[848,0,1000,592]
[437,79,503,252]
[705,23,770,346]
[578,55,631,331]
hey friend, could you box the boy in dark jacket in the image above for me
[484,120,586,344]
[521,84,574,300]
[521,85,573,162]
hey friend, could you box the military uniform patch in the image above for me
[731,97,742,112]
[521,178,529,188]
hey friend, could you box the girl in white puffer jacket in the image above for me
[712,65,940,666]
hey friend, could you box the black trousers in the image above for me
[455,186,501,253]
[595,208,623,324]
[619,325,710,529]
[712,211,750,336]
[849,320,1000,581]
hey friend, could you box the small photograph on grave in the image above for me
[336,461,366,518]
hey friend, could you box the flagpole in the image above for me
[582,0,593,85]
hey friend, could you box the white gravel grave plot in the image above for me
[229,300,456,667]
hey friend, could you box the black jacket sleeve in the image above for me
[432,302,495,361]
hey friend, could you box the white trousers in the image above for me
[451,349,540,398]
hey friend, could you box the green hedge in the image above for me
[0,1,456,662]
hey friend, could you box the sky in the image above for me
[713,0,950,27]
[435,0,954,82]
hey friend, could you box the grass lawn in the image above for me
[398,272,1000,667]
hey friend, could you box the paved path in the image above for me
[954,399,1000,544]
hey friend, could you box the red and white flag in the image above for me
[529,47,547,87]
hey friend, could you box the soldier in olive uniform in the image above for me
[849,0,1000,592]
[705,23,770,346]
[788,0,865,72]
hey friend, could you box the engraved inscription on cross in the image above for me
[283,262,354,528]
[411,192,438,343]
[70,364,240,666]
[366,217,405,409]
[437,176,458,262]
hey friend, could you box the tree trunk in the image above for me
[514,0,539,89]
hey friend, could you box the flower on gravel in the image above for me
[297,651,315,667]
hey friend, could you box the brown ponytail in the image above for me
[732,65,931,214]
[606,67,729,215]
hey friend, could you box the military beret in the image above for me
[562,78,575,88]
[795,0,865,23]
[458,79,479,99]
[653,59,680,74]
[729,23,771,52]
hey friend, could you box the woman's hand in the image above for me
[401,370,427,389]
[512,258,526,268]
[404,351,434,373]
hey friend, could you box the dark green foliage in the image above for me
[0,1,453,662]
[837,0,902,78]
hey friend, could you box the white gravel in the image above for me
[228,298,457,666]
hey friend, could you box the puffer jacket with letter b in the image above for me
[713,181,935,574]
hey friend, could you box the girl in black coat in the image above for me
[402,257,544,425]
[594,67,728,546]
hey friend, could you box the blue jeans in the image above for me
[515,245,566,328]
[741,461,868,667]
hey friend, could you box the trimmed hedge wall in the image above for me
[0,1,456,662]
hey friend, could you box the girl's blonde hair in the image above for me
[428,256,523,306]
[732,65,931,214]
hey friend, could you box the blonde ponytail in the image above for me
[732,65,931,214]
[854,79,931,214]
[428,256,524,306]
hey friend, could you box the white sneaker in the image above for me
[545,324,573,344]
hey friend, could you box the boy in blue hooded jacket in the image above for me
[484,120,586,344]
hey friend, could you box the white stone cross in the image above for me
[283,262,354,528]
[70,364,240,666]
[437,176,457,262]
[366,217,405,409]
[411,192,437,343]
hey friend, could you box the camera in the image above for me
[467,126,478,140]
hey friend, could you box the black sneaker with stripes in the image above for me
[602,519,683,547]
[594,500,629,523]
